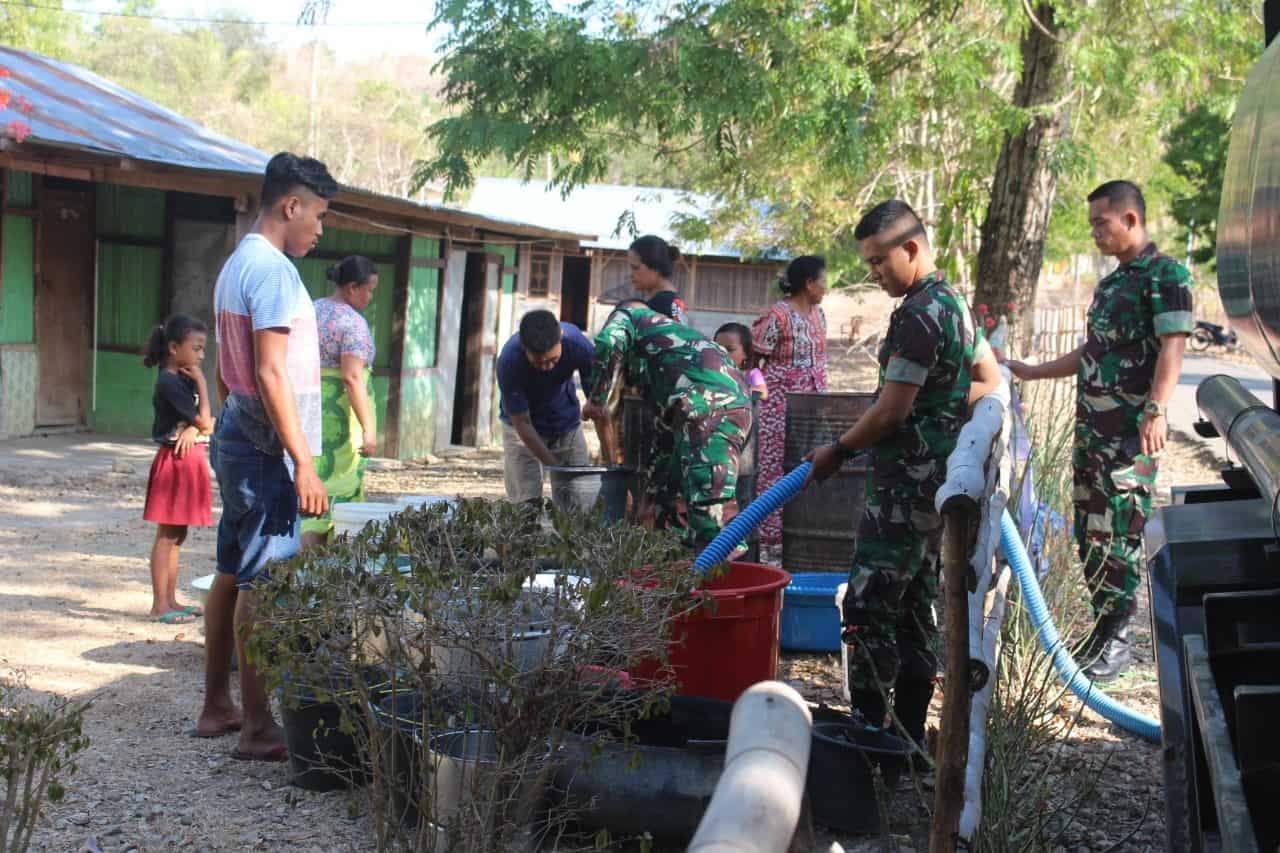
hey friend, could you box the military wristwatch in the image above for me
[1142,399,1167,420]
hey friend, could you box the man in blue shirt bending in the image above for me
[498,309,606,505]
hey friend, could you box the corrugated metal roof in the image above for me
[0,47,591,243]
[464,177,751,257]
[0,46,269,175]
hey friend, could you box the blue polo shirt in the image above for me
[497,322,595,437]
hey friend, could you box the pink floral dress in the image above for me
[751,300,829,546]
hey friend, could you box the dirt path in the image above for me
[0,346,1220,852]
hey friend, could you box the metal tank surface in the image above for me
[781,392,875,572]
[1148,11,1280,851]
[1217,32,1280,379]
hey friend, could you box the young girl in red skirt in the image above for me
[142,315,214,624]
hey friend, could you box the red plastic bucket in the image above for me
[633,561,791,702]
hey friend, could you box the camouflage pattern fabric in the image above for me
[1074,242,1193,617]
[589,305,752,546]
[843,271,987,693]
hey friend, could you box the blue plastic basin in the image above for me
[780,572,845,652]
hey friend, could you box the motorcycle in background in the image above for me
[1189,320,1239,352]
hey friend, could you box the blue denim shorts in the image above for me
[211,415,299,589]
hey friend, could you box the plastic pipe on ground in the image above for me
[688,681,812,853]
[998,509,1161,742]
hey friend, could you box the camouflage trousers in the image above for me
[841,478,944,694]
[1072,435,1154,617]
[648,406,752,548]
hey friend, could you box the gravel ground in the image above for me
[0,343,1227,852]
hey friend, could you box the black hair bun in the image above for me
[325,263,341,283]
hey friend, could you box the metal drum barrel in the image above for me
[782,392,875,573]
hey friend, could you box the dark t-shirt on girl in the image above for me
[151,371,199,445]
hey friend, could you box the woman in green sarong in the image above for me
[301,255,379,547]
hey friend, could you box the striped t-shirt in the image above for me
[213,233,321,463]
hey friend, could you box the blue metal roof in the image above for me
[464,177,754,257]
[0,46,269,175]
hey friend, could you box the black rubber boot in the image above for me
[892,677,935,770]
[850,689,887,730]
[1083,610,1132,682]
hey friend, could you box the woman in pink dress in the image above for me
[751,256,829,547]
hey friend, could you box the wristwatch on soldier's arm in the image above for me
[829,438,857,462]
[1142,399,1167,420]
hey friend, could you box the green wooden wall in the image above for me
[0,214,34,344]
[89,186,167,435]
[397,236,441,459]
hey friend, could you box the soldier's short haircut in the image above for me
[519,310,561,354]
[853,199,927,244]
[1088,180,1146,224]
[616,298,649,310]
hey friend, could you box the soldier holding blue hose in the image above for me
[803,200,1001,762]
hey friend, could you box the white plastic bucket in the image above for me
[836,582,850,703]
[332,501,400,538]
[193,572,216,610]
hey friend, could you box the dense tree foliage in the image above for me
[419,0,1262,305]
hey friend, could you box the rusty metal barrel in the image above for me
[782,392,875,573]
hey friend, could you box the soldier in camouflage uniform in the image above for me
[806,201,1000,757]
[584,301,753,548]
[1008,181,1192,681]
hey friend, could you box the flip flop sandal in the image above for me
[181,604,204,617]
[230,745,288,763]
[153,610,197,625]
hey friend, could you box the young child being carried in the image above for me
[715,322,768,401]
[141,315,215,624]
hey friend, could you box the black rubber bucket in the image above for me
[552,695,734,842]
[280,667,403,792]
[807,718,910,834]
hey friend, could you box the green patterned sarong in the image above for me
[302,368,375,536]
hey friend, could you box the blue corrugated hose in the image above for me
[692,461,1162,742]
[692,461,814,572]
[998,509,1161,742]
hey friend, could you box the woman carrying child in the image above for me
[142,315,214,623]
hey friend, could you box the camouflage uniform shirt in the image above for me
[1073,242,1193,616]
[1077,242,1195,438]
[588,305,752,546]
[843,270,988,694]
[587,306,750,422]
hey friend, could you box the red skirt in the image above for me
[143,444,213,527]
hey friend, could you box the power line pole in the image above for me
[297,1,331,155]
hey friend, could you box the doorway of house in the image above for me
[36,181,94,427]
[451,253,488,445]
[560,256,591,331]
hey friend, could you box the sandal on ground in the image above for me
[152,610,197,625]
[180,604,204,617]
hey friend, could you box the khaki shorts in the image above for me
[502,422,591,504]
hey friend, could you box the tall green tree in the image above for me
[0,0,79,58]
[418,0,1261,303]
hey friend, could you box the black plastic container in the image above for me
[280,668,401,792]
[807,718,910,834]
[552,695,734,842]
